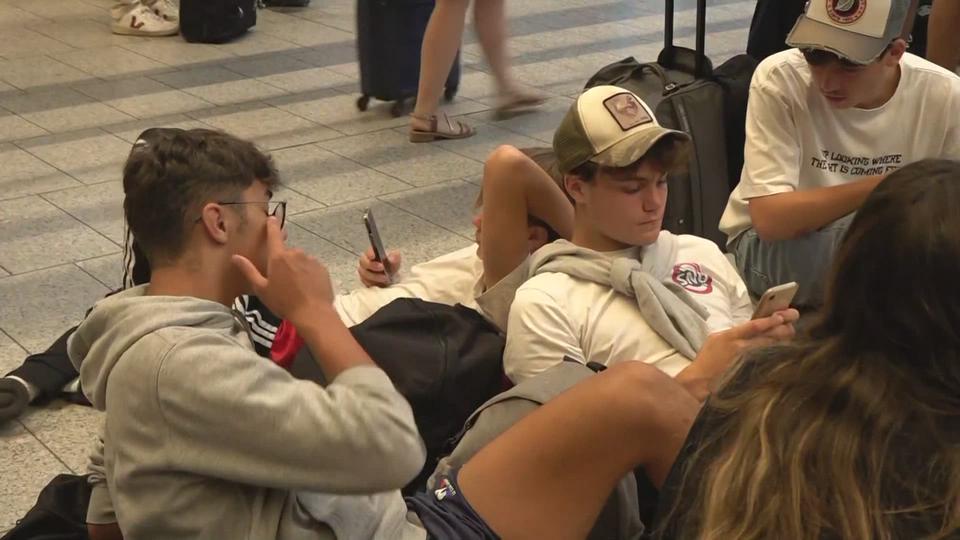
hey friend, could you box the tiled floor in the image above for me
[0,0,753,530]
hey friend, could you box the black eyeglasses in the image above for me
[195,200,287,228]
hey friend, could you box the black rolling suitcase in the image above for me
[180,0,257,44]
[355,0,460,117]
[585,0,755,249]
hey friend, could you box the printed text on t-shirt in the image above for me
[810,150,903,176]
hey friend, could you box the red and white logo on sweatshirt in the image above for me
[672,262,713,294]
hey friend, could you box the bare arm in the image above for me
[927,0,960,71]
[479,145,574,288]
[747,175,883,241]
[675,310,799,401]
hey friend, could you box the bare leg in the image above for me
[478,146,573,288]
[472,0,512,92]
[473,0,546,112]
[458,362,699,540]
[411,0,472,136]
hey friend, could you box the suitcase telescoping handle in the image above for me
[663,0,709,77]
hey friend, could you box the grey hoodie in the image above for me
[69,286,427,540]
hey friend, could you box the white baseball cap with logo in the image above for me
[786,0,914,65]
[552,85,689,174]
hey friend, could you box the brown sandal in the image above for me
[409,113,476,142]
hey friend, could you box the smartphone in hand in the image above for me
[752,282,799,320]
[363,208,393,283]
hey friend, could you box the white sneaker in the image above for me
[146,0,179,23]
[111,3,179,36]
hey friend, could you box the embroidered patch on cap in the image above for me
[672,262,714,295]
[602,92,653,131]
[826,0,867,25]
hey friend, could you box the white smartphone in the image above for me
[362,208,392,282]
[752,282,799,320]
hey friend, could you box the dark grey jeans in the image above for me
[731,213,855,308]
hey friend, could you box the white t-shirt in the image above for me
[720,49,960,242]
[503,235,752,383]
[334,245,483,327]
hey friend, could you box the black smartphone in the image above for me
[362,208,392,282]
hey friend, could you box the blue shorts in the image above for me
[405,469,499,540]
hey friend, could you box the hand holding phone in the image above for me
[362,209,393,284]
[752,282,799,320]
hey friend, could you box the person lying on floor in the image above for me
[503,86,780,384]
[79,127,790,540]
[337,145,573,331]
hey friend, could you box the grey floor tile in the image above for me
[103,114,210,143]
[255,15,353,48]
[28,19,133,50]
[121,40,234,67]
[0,144,82,201]
[282,221,361,293]
[292,199,473,270]
[451,68,552,108]
[17,129,131,185]
[380,180,479,239]
[0,56,91,90]
[189,102,339,150]
[0,196,119,274]
[257,66,355,94]
[152,66,287,106]
[466,96,574,143]
[0,329,28,378]
[319,129,483,186]
[0,265,109,353]
[0,80,18,96]
[52,47,169,79]
[0,5,45,27]
[209,30,300,57]
[19,402,102,474]
[224,55,355,93]
[74,77,212,119]
[0,88,134,133]
[0,421,70,532]
[275,184,325,217]
[0,29,76,60]
[0,110,47,143]
[7,0,105,20]
[425,119,547,163]
[222,53,314,78]
[267,88,410,136]
[271,144,411,206]
[42,181,125,243]
[76,252,124,290]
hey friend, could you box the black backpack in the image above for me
[180,0,257,44]
[1,474,91,540]
[290,298,508,495]
[584,0,756,249]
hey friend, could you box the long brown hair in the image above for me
[667,159,960,540]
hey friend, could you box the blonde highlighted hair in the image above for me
[661,159,960,540]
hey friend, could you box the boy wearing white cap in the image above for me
[502,86,796,384]
[721,0,960,307]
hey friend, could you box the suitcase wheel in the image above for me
[443,85,458,102]
[356,95,370,112]
[389,99,409,118]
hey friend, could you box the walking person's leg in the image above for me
[472,0,546,114]
[410,0,476,142]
